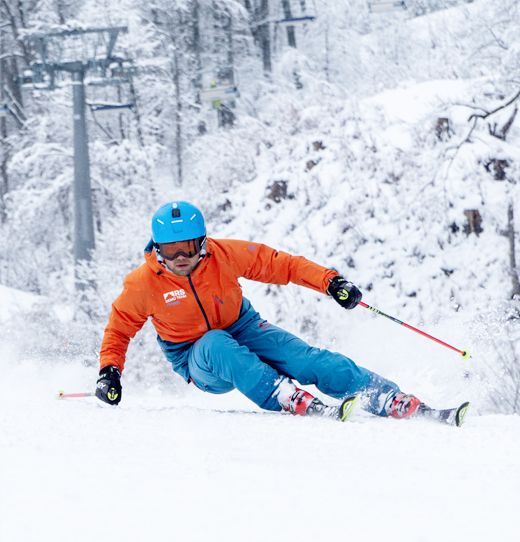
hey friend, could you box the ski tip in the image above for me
[461,349,471,360]
[57,389,65,399]
[339,394,359,422]
[455,402,470,427]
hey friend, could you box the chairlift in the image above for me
[22,63,57,90]
[275,0,317,25]
[368,0,407,14]
[201,68,239,102]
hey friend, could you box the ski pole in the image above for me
[358,301,471,359]
[57,390,95,399]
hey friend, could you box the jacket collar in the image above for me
[144,240,166,275]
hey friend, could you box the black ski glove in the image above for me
[95,366,122,405]
[327,276,362,310]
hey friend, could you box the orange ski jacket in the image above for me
[100,238,339,371]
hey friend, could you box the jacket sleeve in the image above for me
[99,276,149,372]
[221,239,339,294]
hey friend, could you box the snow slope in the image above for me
[0,285,40,322]
[3,69,519,539]
[1,279,519,542]
[1,358,519,542]
[2,2,520,537]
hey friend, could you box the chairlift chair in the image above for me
[368,0,407,13]
[201,67,240,108]
[0,103,8,118]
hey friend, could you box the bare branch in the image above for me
[468,89,520,122]
[498,106,518,140]
[487,27,509,50]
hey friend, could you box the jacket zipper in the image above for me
[188,274,211,331]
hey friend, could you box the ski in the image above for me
[209,396,360,422]
[417,401,470,427]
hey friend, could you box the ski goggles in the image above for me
[157,237,205,260]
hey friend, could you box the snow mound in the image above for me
[0,284,41,322]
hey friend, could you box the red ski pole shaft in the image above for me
[358,301,471,359]
[57,390,95,399]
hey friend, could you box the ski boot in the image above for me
[385,392,470,427]
[281,388,358,422]
[385,392,422,419]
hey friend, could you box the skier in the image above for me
[95,201,432,421]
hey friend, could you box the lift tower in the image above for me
[26,27,133,290]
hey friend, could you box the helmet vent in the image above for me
[152,201,206,243]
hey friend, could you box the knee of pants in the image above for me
[192,329,233,365]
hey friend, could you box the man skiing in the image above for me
[95,201,439,422]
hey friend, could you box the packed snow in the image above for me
[1,285,519,542]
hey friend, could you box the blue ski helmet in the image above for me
[151,201,206,244]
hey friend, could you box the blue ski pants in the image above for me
[158,298,399,416]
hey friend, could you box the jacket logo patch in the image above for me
[163,289,187,304]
